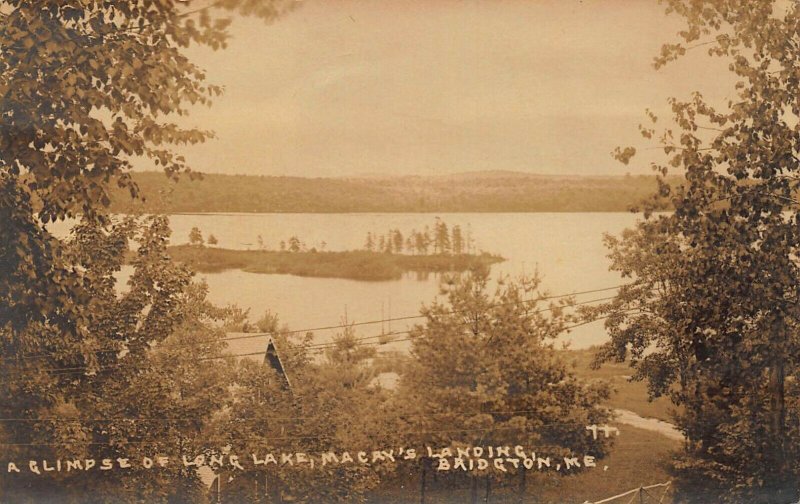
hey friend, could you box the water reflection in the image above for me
[52,213,641,349]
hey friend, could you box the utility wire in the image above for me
[0,286,626,365]
[0,310,637,380]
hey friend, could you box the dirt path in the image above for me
[614,409,684,441]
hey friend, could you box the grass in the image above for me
[563,347,677,423]
[534,425,678,503]
[363,348,681,502]
[364,426,679,503]
[165,245,504,281]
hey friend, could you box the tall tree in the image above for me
[0,4,296,499]
[414,230,430,255]
[0,0,294,339]
[595,1,800,501]
[392,229,404,254]
[189,226,204,247]
[399,269,613,502]
[451,225,464,255]
[405,235,415,255]
[1,217,238,502]
[433,218,450,255]
[211,324,399,503]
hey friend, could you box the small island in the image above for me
[165,218,505,281]
[166,245,504,281]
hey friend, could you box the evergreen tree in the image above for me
[417,226,432,255]
[465,224,475,254]
[451,225,464,255]
[392,229,404,254]
[211,324,399,503]
[399,269,612,502]
[433,219,450,254]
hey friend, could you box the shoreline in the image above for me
[162,245,505,281]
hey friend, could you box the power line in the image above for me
[303,294,622,349]
[305,311,634,353]
[0,309,637,381]
[0,285,626,365]
[3,309,637,379]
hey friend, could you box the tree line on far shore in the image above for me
[109,171,669,214]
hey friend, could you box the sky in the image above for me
[169,0,737,178]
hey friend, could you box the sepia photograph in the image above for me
[1,0,799,502]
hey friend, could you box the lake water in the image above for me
[50,213,641,352]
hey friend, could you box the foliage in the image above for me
[362,218,474,256]
[397,269,613,501]
[210,323,400,503]
[596,1,800,501]
[189,226,204,247]
[0,0,294,222]
[108,171,676,214]
[0,216,239,503]
[0,0,294,339]
[0,5,296,497]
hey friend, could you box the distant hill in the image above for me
[109,171,670,213]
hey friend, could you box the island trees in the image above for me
[189,226,205,247]
[594,0,800,501]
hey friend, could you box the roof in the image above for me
[263,337,292,391]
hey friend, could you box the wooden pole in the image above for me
[420,458,427,504]
[470,476,478,504]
